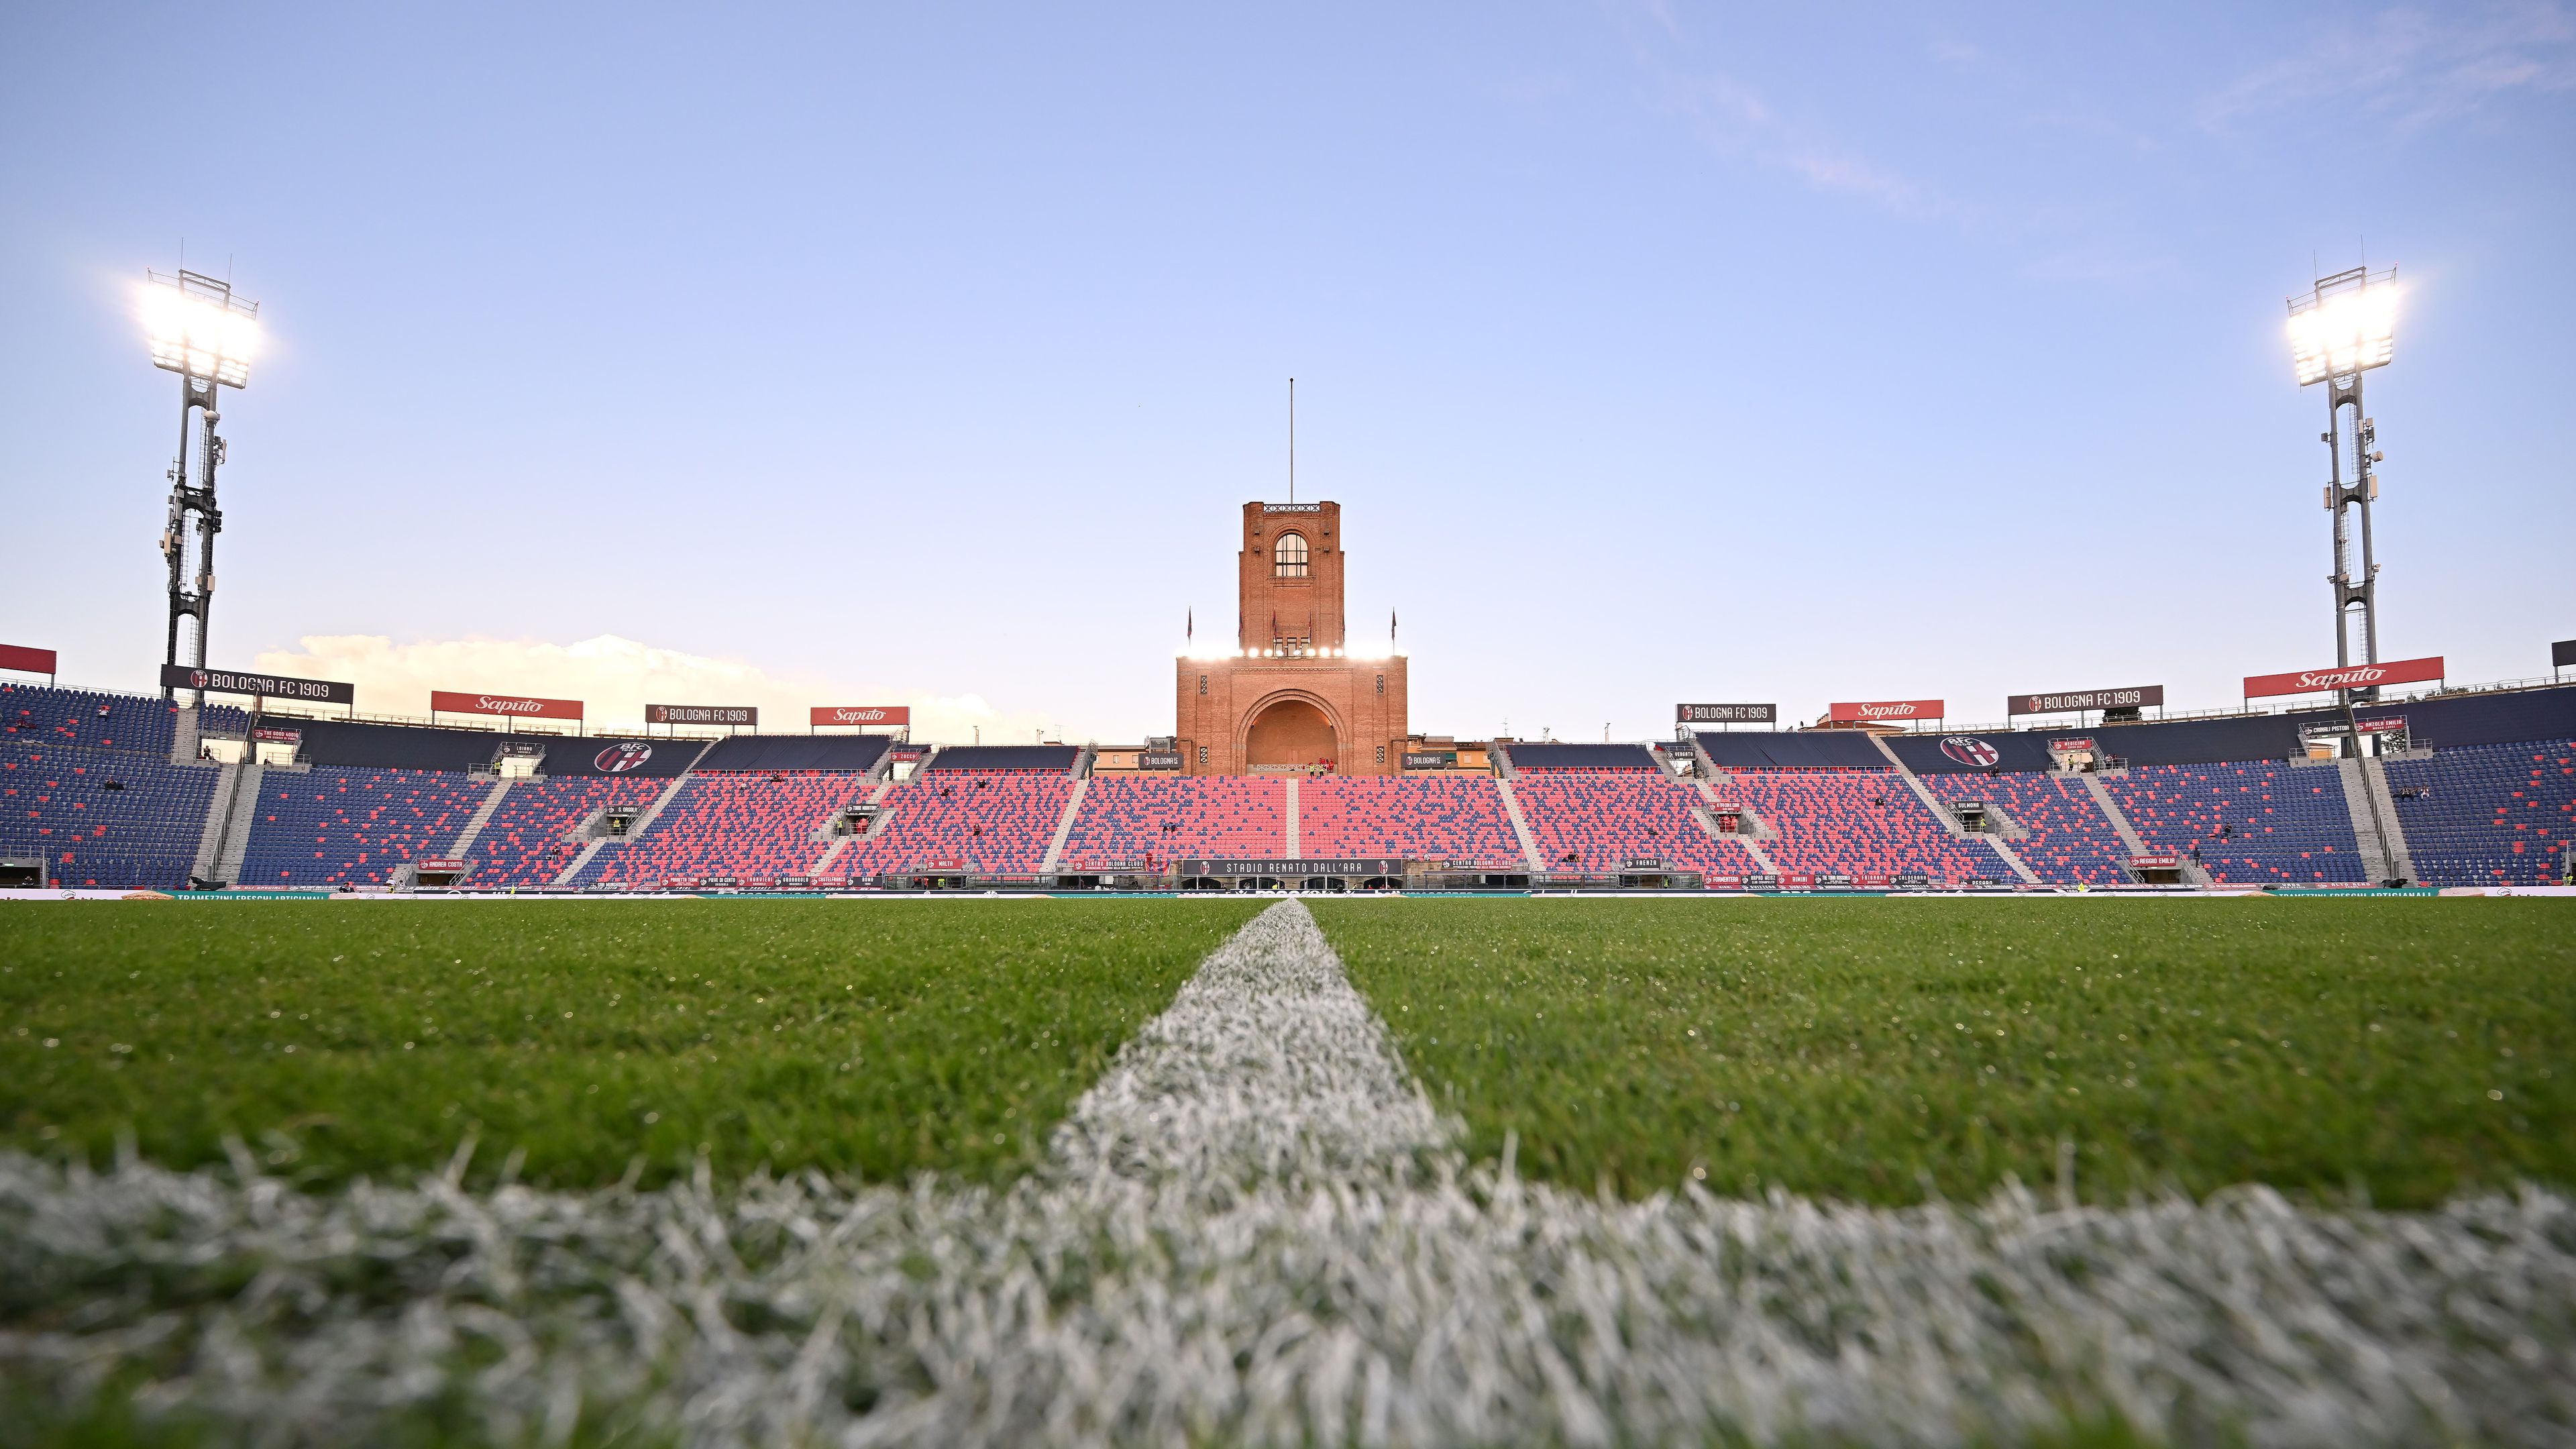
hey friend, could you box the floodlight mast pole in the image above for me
[2299,265,2390,703]
[161,372,226,704]
[148,270,252,706]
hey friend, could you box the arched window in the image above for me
[1274,531,1309,578]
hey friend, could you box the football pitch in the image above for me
[3,896,2572,1448]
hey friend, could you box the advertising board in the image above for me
[646,704,757,726]
[1826,699,1942,724]
[1676,702,1778,724]
[1178,858,1405,877]
[2557,639,2576,669]
[0,643,57,676]
[431,690,583,720]
[2047,737,2098,752]
[811,705,910,728]
[2130,854,2180,869]
[160,664,356,706]
[2243,655,2443,698]
[250,727,303,744]
[1136,750,1185,770]
[2007,685,2163,715]
[1402,751,1457,769]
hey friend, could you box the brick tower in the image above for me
[1175,500,1408,775]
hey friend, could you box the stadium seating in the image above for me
[1717,768,2005,879]
[2381,739,2575,885]
[1059,776,1286,867]
[1297,775,1524,867]
[0,683,188,756]
[0,743,217,888]
[842,769,1075,875]
[1510,768,1760,876]
[470,774,669,888]
[2102,762,2365,884]
[237,765,492,886]
[586,771,879,883]
[1920,771,2133,885]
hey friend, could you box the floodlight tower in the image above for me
[2286,265,2397,700]
[142,270,260,702]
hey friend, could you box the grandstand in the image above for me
[1918,771,2133,886]
[2102,762,2367,885]
[2,677,2572,891]
[1059,775,1287,868]
[1297,776,1525,868]
[842,767,1074,877]
[237,765,490,887]
[2383,739,2576,886]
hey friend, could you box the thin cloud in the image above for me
[249,633,1057,745]
[2198,3,2576,133]
[1605,2,1947,219]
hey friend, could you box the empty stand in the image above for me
[1059,776,1286,867]
[586,771,880,883]
[842,769,1076,875]
[1717,768,2004,879]
[2380,739,2575,885]
[1296,776,1524,867]
[1510,768,1760,876]
[1,743,217,888]
[1921,771,2132,885]
[2102,762,2366,884]
[1,683,190,757]
[471,775,667,888]
[236,765,492,886]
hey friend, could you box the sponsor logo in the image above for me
[1862,702,1920,718]
[2244,655,2443,698]
[2131,854,2180,869]
[481,696,548,714]
[594,741,654,773]
[812,705,912,727]
[1939,736,2000,767]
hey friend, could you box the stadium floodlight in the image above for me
[2287,264,2396,701]
[143,268,262,704]
[143,271,261,388]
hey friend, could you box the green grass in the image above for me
[0,900,1261,1189]
[1316,898,2576,1208]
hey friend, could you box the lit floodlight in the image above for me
[2287,266,2395,386]
[144,270,260,388]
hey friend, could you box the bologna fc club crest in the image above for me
[1939,736,2000,767]
[594,741,654,773]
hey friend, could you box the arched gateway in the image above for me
[1174,500,1409,775]
[1244,696,1338,770]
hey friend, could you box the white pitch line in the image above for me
[1049,899,1454,1184]
[2,900,2571,1448]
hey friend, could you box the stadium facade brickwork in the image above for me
[1175,501,1408,777]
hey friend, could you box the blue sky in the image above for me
[3,3,2571,742]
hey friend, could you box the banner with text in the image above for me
[160,664,356,705]
[1676,702,1778,724]
[810,705,910,728]
[0,643,57,676]
[430,690,584,721]
[2007,684,2163,715]
[2243,655,2443,699]
[1827,698,1943,724]
[2557,639,2576,669]
[647,703,757,727]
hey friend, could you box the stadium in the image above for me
[7,10,2576,1449]
[5,488,2575,898]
